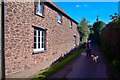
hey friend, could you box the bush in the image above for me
[100,20,120,75]
[92,21,106,43]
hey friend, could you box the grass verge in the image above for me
[31,47,85,80]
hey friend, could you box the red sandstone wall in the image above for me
[5,2,80,77]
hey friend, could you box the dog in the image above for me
[91,55,99,63]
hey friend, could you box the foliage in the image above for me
[92,21,106,43]
[77,18,90,42]
[109,13,119,22]
[31,47,85,80]
[100,18,120,75]
[88,25,94,41]
[88,25,92,28]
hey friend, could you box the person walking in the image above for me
[86,40,91,57]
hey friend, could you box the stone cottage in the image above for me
[0,0,80,78]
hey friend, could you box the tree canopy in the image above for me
[77,18,90,42]
[92,21,106,43]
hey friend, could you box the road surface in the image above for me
[50,43,109,78]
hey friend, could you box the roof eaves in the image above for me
[41,0,78,24]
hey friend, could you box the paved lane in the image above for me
[50,44,108,78]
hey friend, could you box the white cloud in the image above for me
[76,5,79,7]
[84,4,89,7]
[76,5,81,8]
[76,4,89,8]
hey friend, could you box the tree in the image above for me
[88,25,92,28]
[77,18,90,42]
[88,25,94,41]
[92,21,106,43]
[109,13,119,22]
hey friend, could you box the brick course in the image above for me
[5,1,80,77]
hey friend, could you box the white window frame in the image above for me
[34,29,45,52]
[58,13,62,23]
[74,36,76,46]
[70,20,72,28]
[36,0,43,16]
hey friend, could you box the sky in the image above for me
[53,0,120,2]
[54,2,118,25]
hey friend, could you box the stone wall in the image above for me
[5,1,80,78]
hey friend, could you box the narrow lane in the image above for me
[50,44,108,78]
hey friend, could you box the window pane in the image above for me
[38,37,40,42]
[58,15,60,21]
[70,21,72,27]
[38,43,40,48]
[60,16,62,22]
[34,30,36,36]
[38,31,40,36]
[42,31,44,43]
[42,42,44,48]
[74,36,76,46]
[39,4,42,14]
[34,37,36,42]
[34,29,45,50]
[42,36,44,43]
[34,43,36,49]
[42,31,44,36]
[58,14,61,22]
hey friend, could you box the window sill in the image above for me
[70,26,72,29]
[74,45,77,47]
[33,50,48,54]
[58,21,62,25]
[36,13,44,18]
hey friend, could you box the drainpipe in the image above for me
[1,0,5,79]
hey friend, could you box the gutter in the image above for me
[41,0,78,24]
[49,2,78,24]
[1,0,5,79]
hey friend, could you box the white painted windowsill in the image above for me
[36,12,44,17]
[33,50,48,54]
[58,21,62,24]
